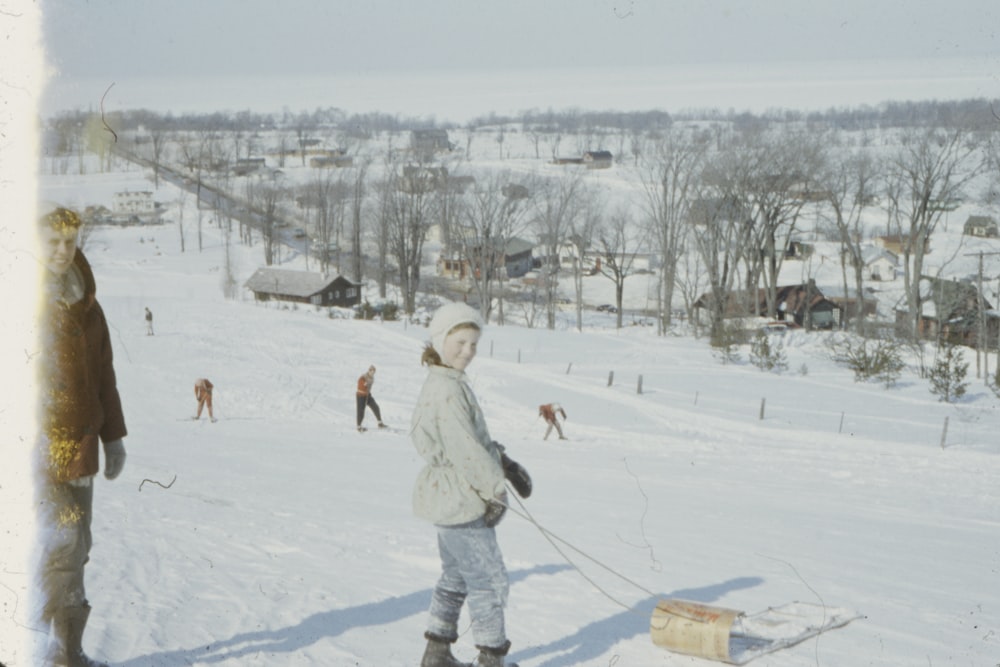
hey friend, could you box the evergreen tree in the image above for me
[750,330,788,372]
[928,344,968,403]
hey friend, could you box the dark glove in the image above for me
[483,498,507,527]
[501,453,532,499]
[103,439,127,480]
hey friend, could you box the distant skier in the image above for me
[145,306,154,335]
[356,365,386,432]
[539,403,567,440]
[194,378,216,422]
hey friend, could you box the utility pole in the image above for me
[964,250,1000,383]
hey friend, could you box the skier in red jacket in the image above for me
[538,403,567,440]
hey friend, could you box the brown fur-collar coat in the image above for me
[41,249,127,482]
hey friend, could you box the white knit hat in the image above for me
[429,302,484,354]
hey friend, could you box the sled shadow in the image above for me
[509,575,764,667]
[115,563,570,666]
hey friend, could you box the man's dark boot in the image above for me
[420,632,470,667]
[49,604,108,667]
[474,640,518,667]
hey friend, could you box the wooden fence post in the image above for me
[566,362,573,375]
[637,375,643,395]
[940,416,949,449]
[607,371,614,387]
[759,397,766,420]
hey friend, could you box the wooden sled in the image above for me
[650,599,860,664]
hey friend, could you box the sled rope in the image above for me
[505,486,657,616]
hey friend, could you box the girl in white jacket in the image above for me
[411,302,518,667]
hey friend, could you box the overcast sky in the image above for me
[40,0,1000,79]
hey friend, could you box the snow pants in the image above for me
[196,392,213,419]
[356,394,382,426]
[427,518,509,649]
[543,419,564,440]
[39,479,94,617]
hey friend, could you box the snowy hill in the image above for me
[1,164,999,666]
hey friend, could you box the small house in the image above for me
[861,247,899,282]
[111,190,160,224]
[874,234,930,255]
[310,155,354,169]
[693,282,842,330]
[437,236,535,281]
[245,268,361,308]
[896,276,1000,348]
[963,215,999,238]
[502,183,531,200]
[411,129,453,157]
[113,190,154,215]
[233,157,267,176]
[400,165,448,194]
[582,150,613,169]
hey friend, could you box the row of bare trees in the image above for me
[61,106,996,342]
[637,123,994,345]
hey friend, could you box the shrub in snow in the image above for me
[829,335,905,387]
[749,330,788,373]
[711,322,745,365]
[928,343,969,403]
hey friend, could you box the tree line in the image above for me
[44,98,1000,363]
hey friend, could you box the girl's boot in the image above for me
[421,632,470,667]
[474,640,518,667]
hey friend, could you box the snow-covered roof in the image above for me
[244,267,356,298]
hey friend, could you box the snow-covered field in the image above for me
[1,161,998,666]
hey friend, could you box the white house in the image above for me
[113,190,154,216]
[861,247,899,282]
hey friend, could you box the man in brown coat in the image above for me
[38,206,128,667]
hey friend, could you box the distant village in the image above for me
[49,98,1000,359]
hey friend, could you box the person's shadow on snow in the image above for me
[508,576,764,667]
[115,563,571,666]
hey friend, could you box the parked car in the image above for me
[311,240,340,257]
[758,321,800,334]
[292,227,307,238]
[596,303,618,313]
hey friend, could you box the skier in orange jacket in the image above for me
[356,365,386,432]
[539,403,567,440]
[194,378,215,422]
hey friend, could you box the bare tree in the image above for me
[381,162,436,313]
[597,205,649,329]
[641,129,705,335]
[347,160,369,283]
[247,176,288,266]
[307,169,348,275]
[689,154,756,344]
[817,149,882,334]
[457,171,532,323]
[146,121,169,189]
[729,129,825,319]
[884,127,985,339]
[564,188,603,332]
[532,174,587,329]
